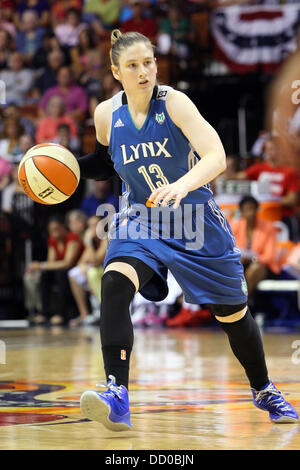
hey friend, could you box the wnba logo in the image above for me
[0,340,6,364]
[120,350,126,360]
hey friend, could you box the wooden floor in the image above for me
[0,325,299,450]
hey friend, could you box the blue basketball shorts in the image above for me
[104,198,248,306]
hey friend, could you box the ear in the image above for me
[111,64,120,82]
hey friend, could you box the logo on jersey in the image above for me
[114,118,124,128]
[120,138,172,165]
[155,112,165,125]
[241,278,248,296]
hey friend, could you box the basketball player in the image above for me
[78,31,298,430]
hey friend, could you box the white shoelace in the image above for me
[96,375,122,399]
[255,383,290,411]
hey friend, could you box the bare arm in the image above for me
[47,246,57,262]
[42,241,81,270]
[234,171,247,180]
[94,239,108,266]
[149,90,226,208]
[94,99,113,146]
[281,191,298,208]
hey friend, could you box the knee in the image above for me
[101,270,136,302]
[206,302,248,323]
[246,261,267,277]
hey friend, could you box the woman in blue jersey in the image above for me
[79,30,298,429]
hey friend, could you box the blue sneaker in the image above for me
[80,375,132,431]
[252,381,298,423]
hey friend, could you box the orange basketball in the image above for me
[18,143,80,205]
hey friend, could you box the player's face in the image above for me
[112,42,157,95]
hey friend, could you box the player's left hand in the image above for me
[148,182,189,209]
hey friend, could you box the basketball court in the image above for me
[0,326,299,450]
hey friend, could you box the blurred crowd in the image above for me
[1,0,300,328]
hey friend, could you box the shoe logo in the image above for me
[114,118,124,128]
[120,349,126,360]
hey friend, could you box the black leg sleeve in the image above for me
[220,309,269,391]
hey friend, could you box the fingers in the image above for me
[149,184,186,208]
[149,185,168,206]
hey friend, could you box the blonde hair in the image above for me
[110,29,155,67]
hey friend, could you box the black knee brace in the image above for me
[106,256,155,290]
[100,270,136,348]
[100,270,138,388]
[206,302,247,317]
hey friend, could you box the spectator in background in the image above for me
[0,52,35,105]
[1,161,35,230]
[31,32,71,69]
[52,123,81,156]
[250,130,270,158]
[51,0,83,26]
[14,0,50,28]
[54,8,87,48]
[0,29,15,70]
[2,104,35,137]
[25,214,85,326]
[83,0,121,33]
[35,49,65,96]
[71,27,97,79]
[211,153,240,195]
[157,4,196,59]
[39,66,89,121]
[68,215,107,327]
[85,94,100,126]
[80,180,119,217]
[121,0,158,44]
[235,136,300,241]
[19,133,35,155]
[16,10,45,65]
[0,132,35,225]
[0,4,17,39]
[231,196,280,303]
[97,70,122,102]
[36,95,78,144]
[76,48,105,97]
[211,0,253,6]
[0,157,12,191]
[66,209,87,240]
[0,117,24,162]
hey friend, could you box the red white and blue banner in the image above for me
[211,5,300,73]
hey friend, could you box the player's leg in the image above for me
[244,261,268,298]
[68,266,90,326]
[50,269,72,325]
[99,261,139,389]
[209,303,298,423]
[80,257,155,430]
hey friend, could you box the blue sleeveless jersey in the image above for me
[108,85,213,209]
[104,85,248,306]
